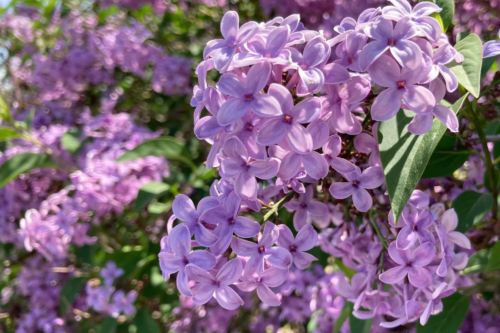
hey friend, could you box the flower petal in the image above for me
[217,98,249,126]
[256,284,281,306]
[169,223,191,256]
[172,195,197,223]
[217,258,243,285]
[352,188,372,212]
[371,88,403,121]
[215,286,244,310]
[329,182,354,199]
[295,224,318,251]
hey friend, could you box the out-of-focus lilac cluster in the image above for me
[453,0,500,38]
[158,1,473,328]
[85,262,137,317]
[16,111,168,261]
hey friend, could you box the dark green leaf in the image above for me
[134,181,170,211]
[147,201,172,215]
[0,128,20,141]
[481,56,497,78]
[117,137,196,170]
[378,94,468,223]
[350,311,373,333]
[59,277,85,316]
[100,317,118,333]
[416,293,469,333]
[486,241,500,272]
[421,135,469,178]
[0,153,56,189]
[333,302,352,333]
[334,258,356,280]
[61,131,81,154]
[461,249,489,274]
[452,191,493,232]
[446,34,483,98]
[435,0,454,31]
[135,309,161,333]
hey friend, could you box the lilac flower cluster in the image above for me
[14,111,168,261]
[159,2,471,328]
[85,262,137,317]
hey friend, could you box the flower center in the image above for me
[245,94,254,102]
[284,115,293,124]
[300,202,307,209]
[230,219,236,224]
[388,38,396,46]
[348,57,354,64]
[397,81,406,89]
[406,261,413,267]
[289,245,297,252]
[258,246,265,253]
[352,180,360,188]
[247,124,254,131]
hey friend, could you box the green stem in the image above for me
[466,100,499,223]
[261,192,294,223]
[369,209,388,250]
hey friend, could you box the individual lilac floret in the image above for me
[359,17,422,71]
[233,26,291,67]
[288,36,331,95]
[483,30,500,58]
[329,166,385,212]
[382,0,443,42]
[321,76,371,135]
[323,135,359,173]
[335,31,368,72]
[353,124,381,167]
[256,84,321,154]
[203,11,259,71]
[420,282,456,326]
[186,258,244,310]
[110,290,137,317]
[231,222,292,277]
[285,185,328,231]
[236,267,288,306]
[380,299,423,328]
[396,204,434,250]
[379,242,435,288]
[201,191,261,256]
[100,261,124,287]
[276,224,318,269]
[219,137,280,200]
[171,194,219,247]
[194,87,226,140]
[276,119,329,181]
[416,39,460,92]
[408,78,459,135]
[369,55,435,122]
[158,224,217,296]
[216,62,281,126]
[436,208,471,250]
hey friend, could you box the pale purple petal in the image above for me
[286,123,313,154]
[359,41,390,71]
[221,11,239,41]
[412,242,435,266]
[302,152,329,179]
[298,68,324,94]
[329,182,354,199]
[256,118,288,146]
[396,226,418,250]
[379,266,408,284]
[217,73,244,98]
[408,114,433,135]
[215,285,244,310]
[191,283,215,305]
[235,169,258,200]
[438,64,458,92]
[216,258,243,285]
[433,105,458,133]
[246,62,272,95]
[158,253,184,274]
[352,188,372,212]
[295,224,318,251]
[266,247,293,269]
[250,158,280,179]
[293,251,317,269]
[391,40,422,70]
[261,267,289,287]
[371,88,403,121]
[307,118,330,150]
[214,46,237,72]
[322,62,350,84]
[172,195,197,222]
[256,284,281,306]
[234,217,261,238]
[266,26,290,57]
[177,269,192,297]
[448,231,472,249]
[360,166,385,189]
[291,97,322,123]
[276,225,295,248]
[195,224,219,247]
[413,2,441,16]
[408,266,433,288]
[278,152,302,180]
[368,55,400,87]
[250,94,282,118]
[403,85,435,114]
[268,83,293,114]
[484,40,500,58]
[169,224,191,256]
[217,98,250,126]
[188,250,217,270]
[388,242,411,265]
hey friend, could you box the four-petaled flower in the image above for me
[276,224,318,269]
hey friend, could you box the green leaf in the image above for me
[486,241,500,272]
[147,201,172,215]
[0,153,56,189]
[481,56,497,78]
[334,258,357,280]
[446,34,483,98]
[461,249,489,274]
[59,277,85,316]
[435,0,454,31]
[134,181,170,211]
[117,137,196,170]
[135,309,160,333]
[100,317,118,333]
[416,293,469,333]
[0,96,13,122]
[378,94,469,223]
[0,128,20,141]
[350,311,373,333]
[333,302,352,333]
[452,191,493,232]
[421,135,470,178]
[61,131,81,154]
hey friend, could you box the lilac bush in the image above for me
[0,0,500,332]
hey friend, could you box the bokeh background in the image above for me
[0,0,499,332]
